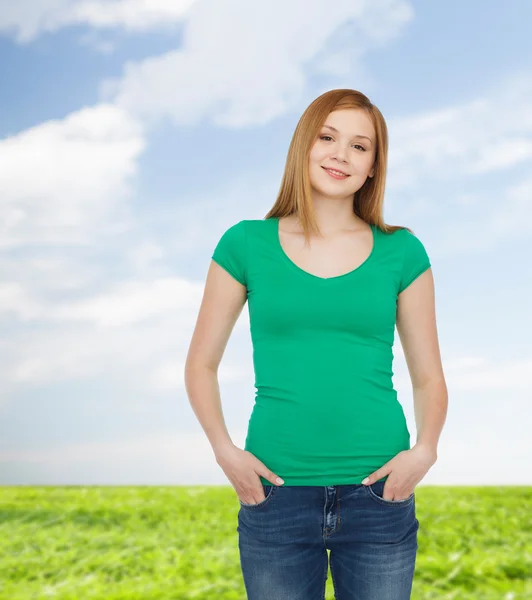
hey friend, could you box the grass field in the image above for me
[1,485,530,599]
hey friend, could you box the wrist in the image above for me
[213,441,238,461]
[413,441,438,462]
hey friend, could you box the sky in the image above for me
[1,0,531,487]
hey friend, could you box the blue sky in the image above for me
[1,0,531,486]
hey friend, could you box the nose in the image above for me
[330,145,348,163]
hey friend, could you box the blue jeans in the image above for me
[237,481,419,600]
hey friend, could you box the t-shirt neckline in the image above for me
[272,216,376,282]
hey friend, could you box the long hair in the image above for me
[264,89,412,243]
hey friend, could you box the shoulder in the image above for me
[213,218,272,248]
[212,219,247,254]
[400,228,429,258]
[211,220,249,286]
[217,218,269,233]
[382,225,417,240]
[213,219,248,248]
[391,226,431,293]
[383,226,428,253]
[235,218,275,240]
[221,219,248,235]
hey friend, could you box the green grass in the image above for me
[0,486,530,599]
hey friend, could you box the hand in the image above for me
[215,444,284,505]
[361,444,437,501]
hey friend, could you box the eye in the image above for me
[319,136,366,151]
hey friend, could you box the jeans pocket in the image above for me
[239,483,277,508]
[366,480,415,506]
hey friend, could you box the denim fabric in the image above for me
[237,481,418,599]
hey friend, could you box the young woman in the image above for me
[185,88,448,600]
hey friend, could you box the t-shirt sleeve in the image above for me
[398,229,431,293]
[211,220,248,286]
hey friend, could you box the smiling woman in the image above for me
[185,87,447,600]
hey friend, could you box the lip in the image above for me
[322,166,350,178]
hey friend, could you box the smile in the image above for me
[322,167,349,179]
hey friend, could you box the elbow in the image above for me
[413,374,448,394]
[184,358,218,380]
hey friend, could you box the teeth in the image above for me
[326,169,347,176]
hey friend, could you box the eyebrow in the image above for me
[322,124,373,144]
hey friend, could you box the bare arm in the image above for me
[184,259,285,503]
[396,267,448,459]
[184,259,247,458]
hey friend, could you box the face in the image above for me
[308,108,376,202]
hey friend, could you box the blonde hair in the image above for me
[264,88,412,243]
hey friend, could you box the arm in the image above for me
[184,259,285,501]
[396,267,448,460]
[184,259,247,458]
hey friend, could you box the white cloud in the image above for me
[0,0,195,42]
[0,272,251,395]
[2,276,202,385]
[0,282,41,322]
[0,121,258,399]
[387,72,532,189]
[448,355,532,392]
[51,277,199,327]
[127,239,166,272]
[394,352,532,394]
[430,174,532,257]
[151,360,248,392]
[0,103,145,249]
[101,0,413,127]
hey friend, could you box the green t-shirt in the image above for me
[211,217,431,486]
